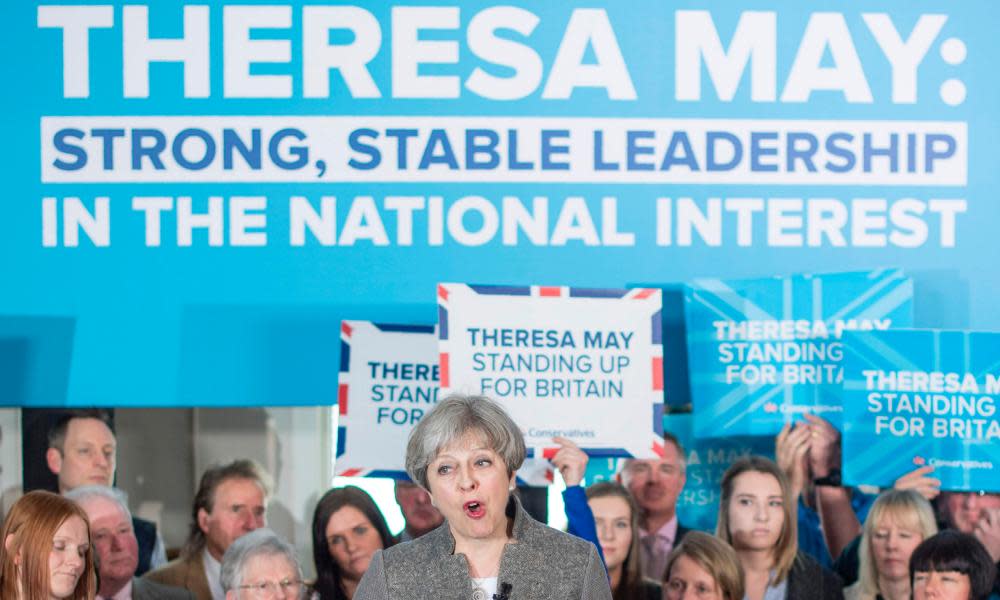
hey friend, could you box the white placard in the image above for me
[335,321,438,478]
[438,283,665,465]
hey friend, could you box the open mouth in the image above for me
[463,501,485,519]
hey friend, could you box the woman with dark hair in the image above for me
[312,486,395,600]
[586,482,660,600]
[716,456,843,600]
[0,490,96,600]
[664,531,744,600]
[909,530,996,600]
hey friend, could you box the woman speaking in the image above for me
[355,394,612,600]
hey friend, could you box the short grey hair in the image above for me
[220,528,301,593]
[405,395,526,489]
[64,485,132,521]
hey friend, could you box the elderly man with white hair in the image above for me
[221,529,305,600]
[66,486,193,600]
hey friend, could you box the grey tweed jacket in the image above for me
[355,497,612,600]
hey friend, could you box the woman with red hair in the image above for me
[0,490,96,599]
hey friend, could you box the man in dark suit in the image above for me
[67,485,193,600]
[620,431,691,581]
[46,410,166,575]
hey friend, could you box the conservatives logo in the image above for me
[760,402,841,415]
[930,458,994,470]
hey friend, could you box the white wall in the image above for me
[0,408,22,516]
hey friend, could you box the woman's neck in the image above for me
[341,576,359,599]
[737,547,775,574]
[737,548,775,600]
[608,564,623,591]
[878,574,911,600]
[454,531,510,578]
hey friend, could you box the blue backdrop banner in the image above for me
[0,2,994,406]
[686,269,912,437]
[842,329,1000,492]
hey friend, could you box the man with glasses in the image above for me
[221,529,305,599]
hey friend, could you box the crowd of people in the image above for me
[1,402,998,600]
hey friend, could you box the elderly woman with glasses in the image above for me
[221,528,305,599]
[355,394,612,600]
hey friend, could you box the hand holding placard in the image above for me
[776,422,811,501]
[804,414,840,480]
[550,436,589,487]
[892,465,941,500]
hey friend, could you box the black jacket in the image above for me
[787,551,845,600]
[133,516,158,576]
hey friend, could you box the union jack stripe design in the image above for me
[438,282,665,485]
[334,320,437,480]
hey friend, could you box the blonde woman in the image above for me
[845,489,937,600]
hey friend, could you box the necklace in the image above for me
[470,576,495,600]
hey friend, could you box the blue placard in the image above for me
[842,329,1000,492]
[686,269,912,438]
[666,414,775,532]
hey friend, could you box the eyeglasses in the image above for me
[665,579,718,599]
[237,578,305,599]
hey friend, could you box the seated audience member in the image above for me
[67,485,194,600]
[392,480,443,543]
[663,531,744,600]
[619,432,690,581]
[0,490,95,600]
[146,460,271,600]
[586,482,661,600]
[716,456,843,600]
[909,530,996,600]
[46,409,167,575]
[312,486,395,600]
[844,489,937,600]
[776,416,875,568]
[221,528,305,600]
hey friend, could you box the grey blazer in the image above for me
[132,576,196,600]
[355,497,612,600]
